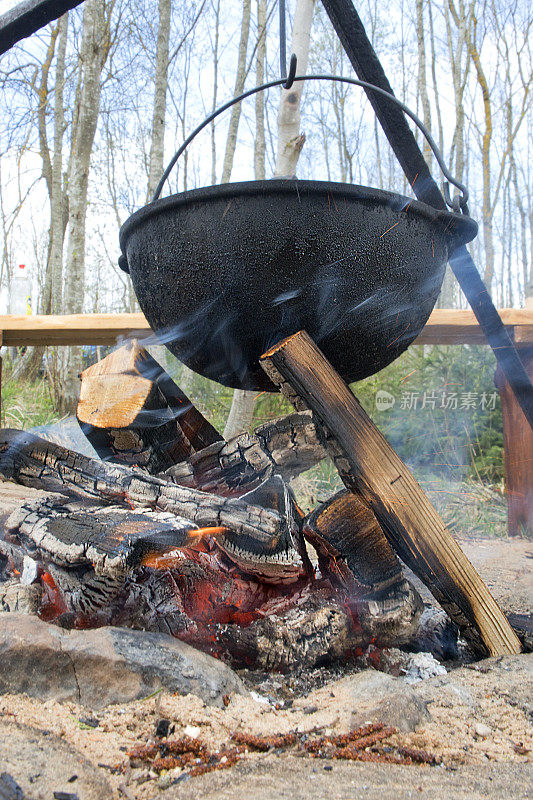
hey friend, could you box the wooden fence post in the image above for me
[495,296,533,536]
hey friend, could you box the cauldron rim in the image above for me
[119,178,477,261]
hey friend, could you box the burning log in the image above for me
[260,330,522,657]
[77,340,221,473]
[0,422,424,669]
[0,429,305,583]
[0,481,420,668]
[161,411,327,496]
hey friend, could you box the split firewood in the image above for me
[260,330,522,657]
[0,429,304,582]
[162,411,327,495]
[77,341,221,473]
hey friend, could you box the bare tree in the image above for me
[224,0,316,440]
[274,0,315,177]
[223,0,268,440]
[415,0,432,165]
[146,0,172,202]
[220,0,252,184]
[60,0,115,412]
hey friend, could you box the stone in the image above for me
[414,676,476,710]
[0,719,110,800]
[0,582,42,615]
[344,670,430,732]
[0,613,246,709]
[474,722,492,738]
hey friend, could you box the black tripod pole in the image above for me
[320,0,533,430]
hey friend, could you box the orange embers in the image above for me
[139,527,228,569]
[38,571,68,621]
[140,545,283,627]
[186,526,228,539]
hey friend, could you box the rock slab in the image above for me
[0,613,246,709]
[346,670,431,732]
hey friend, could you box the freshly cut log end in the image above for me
[77,340,221,473]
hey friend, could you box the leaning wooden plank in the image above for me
[260,330,522,656]
[77,340,221,473]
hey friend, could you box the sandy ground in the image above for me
[1,652,532,798]
[0,537,531,799]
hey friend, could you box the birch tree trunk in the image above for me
[211,0,221,184]
[438,0,469,308]
[13,14,69,382]
[220,0,251,184]
[253,0,267,182]
[415,0,432,165]
[145,0,172,368]
[49,13,69,313]
[146,0,172,202]
[223,0,265,440]
[60,0,113,413]
[448,1,494,289]
[224,0,315,439]
[274,0,315,176]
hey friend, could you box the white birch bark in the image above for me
[415,0,432,165]
[224,0,315,440]
[274,0,315,177]
[253,0,267,181]
[145,0,172,368]
[49,13,69,312]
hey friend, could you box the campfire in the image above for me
[0,333,523,670]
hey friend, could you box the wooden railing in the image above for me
[0,308,532,347]
[1,308,532,535]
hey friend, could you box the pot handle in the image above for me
[152,65,470,216]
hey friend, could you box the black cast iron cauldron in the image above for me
[119,74,478,391]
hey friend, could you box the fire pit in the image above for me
[0,337,524,669]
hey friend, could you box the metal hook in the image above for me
[279,1,298,89]
[284,54,298,89]
[444,182,468,215]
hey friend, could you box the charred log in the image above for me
[215,580,422,670]
[77,341,221,473]
[304,490,406,596]
[161,411,327,496]
[0,429,304,582]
